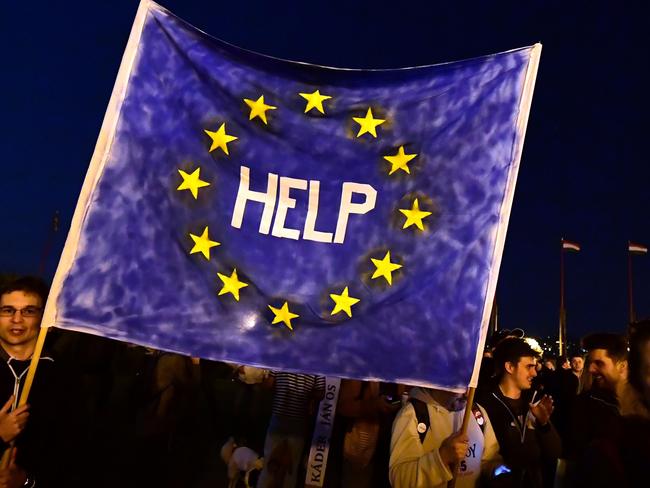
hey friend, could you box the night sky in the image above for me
[2,0,649,341]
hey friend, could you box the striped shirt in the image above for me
[270,371,326,418]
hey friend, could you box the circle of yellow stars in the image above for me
[174,88,435,331]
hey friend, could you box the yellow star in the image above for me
[268,301,299,331]
[329,286,360,318]
[217,269,249,301]
[177,167,210,199]
[189,226,220,260]
[204,123,238,155]
[384,146,417,175]
[299,90,332,114]
[243,95,277,125]
[352,108,386,138]
[371,251,402,286]
[399,199,433,231]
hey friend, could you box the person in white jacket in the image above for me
[389,387,502,488]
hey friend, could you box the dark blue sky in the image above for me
[2,0,648,340]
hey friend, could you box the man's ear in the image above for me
[504,361,516,375]
[617,359,628,379]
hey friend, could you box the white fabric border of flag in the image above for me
[629,242,648,254]
[467,43,542,388]
[562,240,581,252]
[41,0,154,330]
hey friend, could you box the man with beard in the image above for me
[570,334,627,448]
[564,333,628,484]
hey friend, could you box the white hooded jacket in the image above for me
[389,387,500,488]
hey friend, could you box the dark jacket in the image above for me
[480,387,562,488]
[0,346,67,487]
[563,388,621,486]
[572,414,650,488]
[568,388,619,455]
[537,369,578,453]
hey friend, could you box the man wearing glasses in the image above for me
[0,276,51,488]
[0,279,46,361]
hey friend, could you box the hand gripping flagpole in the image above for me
[0,326,50,468]
[447,386,476,488]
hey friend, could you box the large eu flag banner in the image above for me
[46,0,540,390]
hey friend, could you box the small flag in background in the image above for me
[43,0,540,391]
[629,242,648,254]
[562,239,581,252]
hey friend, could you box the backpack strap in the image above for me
[409,398,430,443]
[410,399,485,443]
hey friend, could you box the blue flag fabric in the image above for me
[48,0,539,390]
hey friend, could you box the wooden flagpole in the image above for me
[447,386,476,488]
[0,326,50,468]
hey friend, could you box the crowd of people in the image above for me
[0,275,649,487]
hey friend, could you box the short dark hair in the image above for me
[493,337,540,379]
[0,276,49,305]
[582,333,628,362]
[582,332,628,361]
[489,328,525,348]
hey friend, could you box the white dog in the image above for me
[220,437,264,488]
